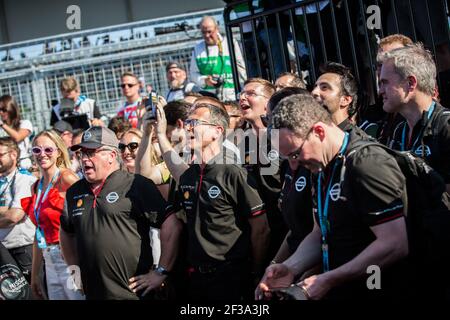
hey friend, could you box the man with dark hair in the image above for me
[165,62,200,102]
[0,137,36,284]
[176,103,270,301]
[256,94,409,300]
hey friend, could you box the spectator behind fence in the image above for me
[21,130,83,300]
[60,126,182,300]
[165,62,200,102]
[0,137,37,284]
[257,94,409,300]
[189,16,246,101]
[275,72,306,91]
[116,72,145,129]
[108,116,132,140]
[380,43,450,196]
[50,77,102,128]
[0,95,33,170]
[52,120,73,148]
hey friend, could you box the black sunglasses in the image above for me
[120,83,138,89]
[118,142,139,152]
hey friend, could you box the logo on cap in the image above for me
[329,183,341,201]
[106,192,119,203]
[295,176,306,192]
[208,186,221,199]
[83,131,92,141]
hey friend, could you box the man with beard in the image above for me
[0,137,36,283]
[165,62,200,102]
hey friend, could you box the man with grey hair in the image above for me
[60,126,182,300]
[176,103,270,301]
[189,15,246,101]
[256,94,409,300]
[380,43,450,195]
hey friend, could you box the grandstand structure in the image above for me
[0,8,224,132]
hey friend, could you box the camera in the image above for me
[143,91,158,120]
[212,75,225,88]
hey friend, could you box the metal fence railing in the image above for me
[0,8,225,132]
[224,0,450,115]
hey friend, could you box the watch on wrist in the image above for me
[154,265,170,276]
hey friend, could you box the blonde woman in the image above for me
[21,130,83,300]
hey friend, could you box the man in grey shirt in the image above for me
[0,137,36,282]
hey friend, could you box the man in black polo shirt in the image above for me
[60,126,182,300]
[380,43,450,195]
[179,103,270,301]
[256,94,409,300]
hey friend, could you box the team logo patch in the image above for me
[76,199,83,208]
[83,131,92,141]
[268,150,279,161]
[414,145,431,157]
[329,183,341,201]
[295,176,306,192]
[106,192,119,203]
[183,191,189,200]
[208,186,221,199]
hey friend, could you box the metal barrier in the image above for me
[224,0,450,112]
[0,8,224,132]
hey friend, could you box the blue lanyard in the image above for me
[401,101,436,152]
[317,132,349,272]
[33,170,60,226]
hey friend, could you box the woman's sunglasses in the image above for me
[32,146,57,156]
[118,142,139,153]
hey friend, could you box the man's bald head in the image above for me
[200,16,219,45]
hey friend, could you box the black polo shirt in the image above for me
[279,165,314,254]
[313,129,407,298]
[60,170,173,300]
[241,126,287,260]
[389,102,450,183]
[178,153,266,266]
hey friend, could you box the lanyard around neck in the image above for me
[401,101,436,152]
[34,169,60,225]
[0,169,17,201]
[317,132,349,272]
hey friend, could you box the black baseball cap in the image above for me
[166,61,184,72]
[70,126,119,151]
[53,120,73,134]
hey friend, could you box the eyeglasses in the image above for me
[279,128,313,161]
[75,148,112,159]
[184,118,218,129]
[120,83,138,89]
[118,142,139,153]
[239,90,268,99]
[0,108,6,112]
[32,146,57,156]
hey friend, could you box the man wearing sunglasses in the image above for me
[60,126,182,300]
[174,103,270,301]
[256,94,409,300]
[116,72,144,129]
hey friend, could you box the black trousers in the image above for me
[188,261,252,302]
[8,244,33,284]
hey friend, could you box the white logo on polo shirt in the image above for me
[106,192,119,203]
[83,131,92,141]
[295,176,306,192]
[329,183,341,201]
[268,150,279,161]
[208,186,221,199]
[414,145,431,157]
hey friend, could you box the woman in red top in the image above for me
[21,130,83,300]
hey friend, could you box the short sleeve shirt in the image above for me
[178,157,266,266]
[60,170,173,300]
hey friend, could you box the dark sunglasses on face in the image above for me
[120,83,138,89]
[0,108,7,112]
[118,142,139,153]
[32,146,57,156]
